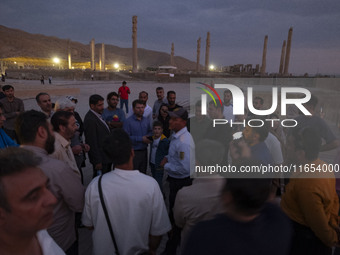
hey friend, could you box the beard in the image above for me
[45,130,56,154]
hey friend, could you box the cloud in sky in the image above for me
[1,0,339,74]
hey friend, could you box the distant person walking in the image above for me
[118,81,130,113]
[49,76,52,84]
[40,75,45,84]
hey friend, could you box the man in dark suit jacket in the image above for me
[84,94,112,177]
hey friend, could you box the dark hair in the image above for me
[2,85,14,92]
[224,89,232,95]
[139,91,148,97]
[223,160,271,215]
[156,87,164,91]
[35,92,49,103]
[51,111,74,132]
[0,147,42,212]
[132,99,145,108]
[0,102,3,110]
[246,118,269,142]
[209,100,223,111]
[122,81,127,85]
[291,127,321,160]
[158,103,169,116]
[167,91,176,97]
[15,110,49,144]
[107,92,119,101]
[254,96,264,105]
[89,94,104,106]
[103,129,132,166]
[153,120,163,129]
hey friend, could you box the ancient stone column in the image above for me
[205,32,210,72]
[132,16,138,73]
[284,27,293,76]
[99,49,102,71]
[68,40,72,69]
[279,40,286,75]
[196,37,201,73]
[260,35,268,76]
[101,43,105,71]
[90,38,95,70]
[170,43,175,66]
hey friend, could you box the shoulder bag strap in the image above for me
[98,174,120,255]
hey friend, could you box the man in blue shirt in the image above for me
[123,99,152,174]
[242,122,273,165]
[160,107,195,254]
[102,92,125,129]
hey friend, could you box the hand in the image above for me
[230,139,251,162]
[160,157,168,167]
[142,135,152,144]
[71,145,83,155]
[83,143,90,152]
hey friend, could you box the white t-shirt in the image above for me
[37,230,65,255]
[223,104,235,122]
[150,137,161,164]
[82,169,171,255]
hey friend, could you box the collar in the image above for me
[20,145,48,156]
[90,109,103,119]
[54,132,70,148]
[173,127,187,139]
[132,114,144,121]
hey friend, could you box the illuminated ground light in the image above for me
[53,57,60,64]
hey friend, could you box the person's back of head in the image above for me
[222,160,271,216]
[15,110,48,144]
[103,129,132,167]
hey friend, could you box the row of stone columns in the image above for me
[261,27,293,76]
[85,16,292,74]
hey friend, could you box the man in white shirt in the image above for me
[160,108,195,254]
[82,129,171,255]
[50,111,81,176]
[223,89,235,123]
[0,147,65,255]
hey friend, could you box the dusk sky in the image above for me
[1,0,340,75]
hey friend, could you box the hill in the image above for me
[0,25,199,70]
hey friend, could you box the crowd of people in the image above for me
[0,80,339,255]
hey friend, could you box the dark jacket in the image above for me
[149,134,169,170]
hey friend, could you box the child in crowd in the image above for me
[149,121,169,192]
